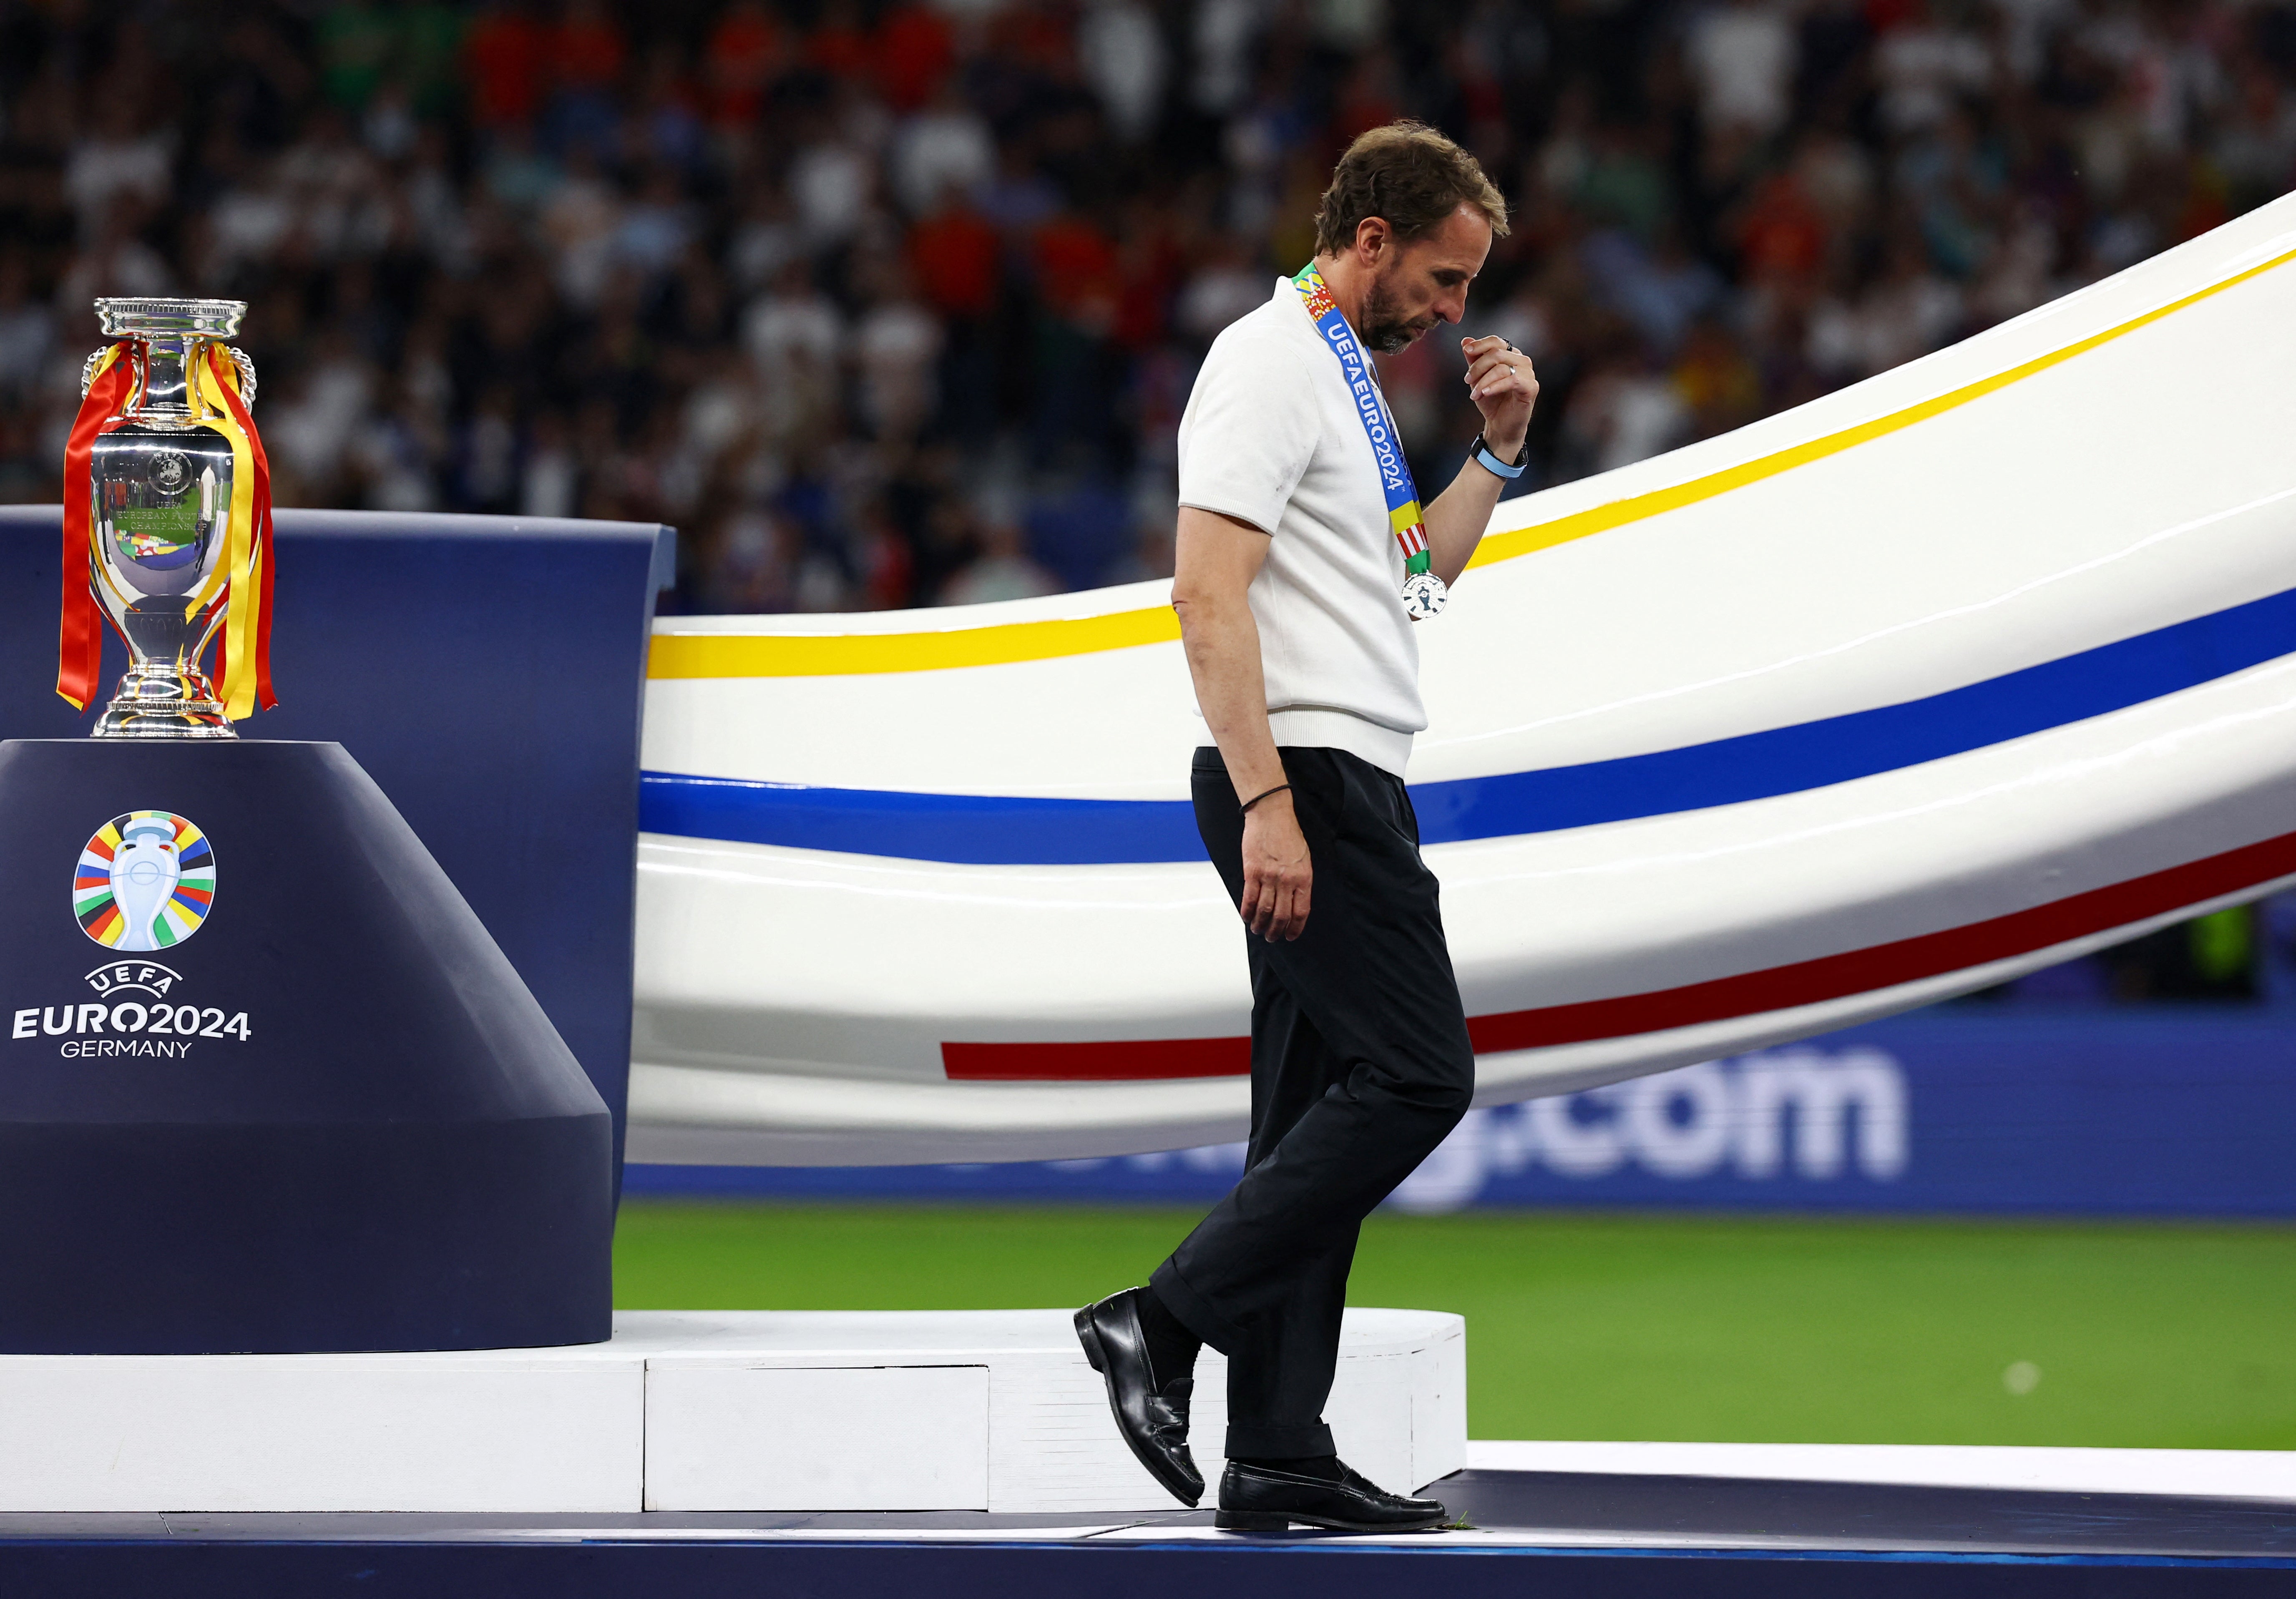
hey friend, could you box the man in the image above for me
[1074,122,1537,1534]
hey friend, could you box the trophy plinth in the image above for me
[72,297,265,738]
[0,738,614,1353]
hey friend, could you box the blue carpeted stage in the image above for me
[2,1468,2290,1595]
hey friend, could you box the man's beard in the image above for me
[1360,276,1435,354]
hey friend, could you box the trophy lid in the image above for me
[94,298,247,339]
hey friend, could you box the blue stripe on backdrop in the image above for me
[638,585,2296,865]
[622,1013,2296,1217]
[638,777,1204,865]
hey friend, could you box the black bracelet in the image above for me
[1240,783,1292,814]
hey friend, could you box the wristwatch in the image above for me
[1469,432,1528,480]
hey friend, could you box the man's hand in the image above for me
[1239,790,1312,940]
[1420,334,1542,582]
[1460,334,1539,459]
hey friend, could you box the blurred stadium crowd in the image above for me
[0,0,2293,616]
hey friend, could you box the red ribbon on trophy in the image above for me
[58,342,138,712]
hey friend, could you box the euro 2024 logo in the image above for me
[75,811,214,950]
[8,812,251,1053]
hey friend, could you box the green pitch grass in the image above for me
[614,1203,2296,1450]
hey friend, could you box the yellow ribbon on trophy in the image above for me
[188,347,276,719]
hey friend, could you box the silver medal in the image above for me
[1401,570,1448,621]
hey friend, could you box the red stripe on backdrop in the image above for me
[940,828,2296,1081]
[1471,827,2296,1051]
[941,1035,1250,1081]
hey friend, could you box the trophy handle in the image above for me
[225,346,257,410]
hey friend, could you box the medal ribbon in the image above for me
[192,346,277,718]
[1291,263,1432,579]
[58,343,139,711]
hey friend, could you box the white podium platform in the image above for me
[0,1308,1464,1514]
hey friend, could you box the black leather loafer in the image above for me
[1214,1459,1447,1532]
[1074,1288,1203,1506]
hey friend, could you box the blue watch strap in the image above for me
[1471,435,1526,480]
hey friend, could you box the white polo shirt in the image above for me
[1176,277,1424,776]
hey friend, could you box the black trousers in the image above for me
[1151,745,1475,1458]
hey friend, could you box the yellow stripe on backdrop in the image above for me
[647,604,1182,679]
[649,246,2296,681]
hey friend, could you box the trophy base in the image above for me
[92,668,236,740]
[91,706,234,739]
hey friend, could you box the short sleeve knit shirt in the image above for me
[1175,277,1424,776]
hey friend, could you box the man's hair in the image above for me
[1313,121,1510,257]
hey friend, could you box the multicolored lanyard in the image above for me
[1291,262,1446,620]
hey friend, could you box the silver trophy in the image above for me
[78,297,259,739]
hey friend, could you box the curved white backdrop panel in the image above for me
[629,193,2296,1166]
